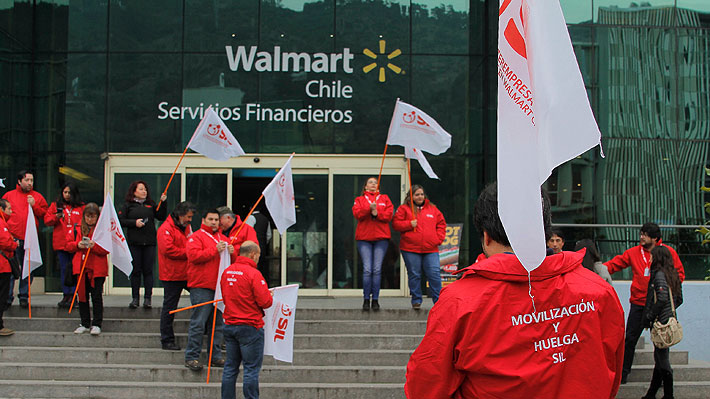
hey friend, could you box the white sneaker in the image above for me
[74,325,89,334]
[90,326,101,335]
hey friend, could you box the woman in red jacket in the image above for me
[66,203,108,335]
[0,199,18,336]
[352,177,393,311]
[44,182,84,308]
[393,185,446,309]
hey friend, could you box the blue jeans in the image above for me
[184,288,223,362]
[221,324,264,399]
[357,240,388,300]
[57,250,75,295]
[402,251,442,305]
[7,241,30,304]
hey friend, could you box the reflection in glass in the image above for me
[185,173,228,232]
[594,0,675,24]
[677,0,710,13]
[559,0,592,24]
[412,0,470,54]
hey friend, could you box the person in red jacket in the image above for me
[44,182,85,308]
[352,177,393,311]
[604,222,685,384]
[393,185,446,309]
[2,170,48,308]
[65,203,108,336]
[0,199,19,336]
[217,206,258,254]
[184,208,236,372]
[220,241,273,399]
[157,201,196,351]
[405,183,625,399]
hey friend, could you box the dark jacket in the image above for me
[643,270,683,328]
[118,199,167,246]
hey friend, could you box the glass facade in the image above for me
[1,0,709,292]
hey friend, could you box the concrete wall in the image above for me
[613,281,710,362]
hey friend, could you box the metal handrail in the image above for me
[551,223,701,229]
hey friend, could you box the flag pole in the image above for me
[376,144,388,191]
[169,298,222,315]
[27,248,31,319]
[206,304,218,384]
[229,195,264,246]
[407,158,416,232]
[68,247,92,314]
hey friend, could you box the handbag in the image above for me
[1,251,21,279]
[650,286,683,349]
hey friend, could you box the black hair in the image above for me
[203,208,220,218]
[641,222,661,240]
[650,245,681,295]
[574,239,600,271]
[55,181,84,208]
[124,180,155,205]
[548,228,564,241]
[16,169,33,184]
[0,198,9,211]
[473,182,551,247]
[172,201,197,218]
[403,184,428,206]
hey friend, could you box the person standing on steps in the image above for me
[0,199,18,336]
[118,180,167,310]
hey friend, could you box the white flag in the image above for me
[497,0,602,271]
[93,194,133,277]
[386,99,451,155]
[405,147,440,180]
[188,107,245,161]
[262,154,296,234]
[22,207,42,279]
[263,284,299,363]
[213,249,231,313]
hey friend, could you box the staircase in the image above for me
[1,297,709,398]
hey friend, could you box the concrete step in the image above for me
[0,362,406,384]
[0,347,413,367]
[631,347,689,365]
[5,317,427,335]
[2,331,424,350]
[0,380,406,399]
[617,381,710,399]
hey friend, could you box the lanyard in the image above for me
[640,246,652,266]
[199,228,220,244]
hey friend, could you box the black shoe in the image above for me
[184,359,203,371]
[162,342,181,351]
[210,358,225,367]
[620,374,628,384]
[128,299,139,309]
[143,298,152,309]
[19,299,28,309]
[362,299,370,311]
[371,300,380,311]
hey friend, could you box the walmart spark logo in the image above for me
[363,40,403,82]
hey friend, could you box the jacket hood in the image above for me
[457,249,585,282]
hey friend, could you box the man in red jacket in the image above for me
[217,206,258,254]
[220,240,273,399]
[157,201,196,351]
[2,170,48,308]
[184,208,235,371]
[405,183,625,399]
[0,199,19,336]
[604,222,685,384]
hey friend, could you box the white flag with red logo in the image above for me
[497,0,602,271]
[22,206,42,279]
[188,106,245,161]
[262,154,296,234]
[213,249,231,314]
[405,147,440,180]
[263,284,299,362]
[386,99,451,155]
[93,193,133,277]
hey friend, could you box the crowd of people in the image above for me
[0,170,688,399]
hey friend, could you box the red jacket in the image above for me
[0,216,18,273]
[405,251,625,399]
[605,241,685,306]
[65,225,109,278]
[157,215,192,281]
[392,200,446,253]
[2,185,48,240]
[44,202,84,251]
[220,256,273,328]
[224,216,258,254]
[352,191,393,241]
[186,224,236,290]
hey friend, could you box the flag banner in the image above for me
[213,249,231,313]
[94,194,133,277]
[386,99,451,155]
[263,284,299,363]
[405,147,440,180]
[22,206,42,279]
[188,107,245,161]
[262,154,296,234]
[497,0,602,271]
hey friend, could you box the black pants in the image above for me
[79,277,105,328]
[0,272,10,329]
[160,280,187,344]
[129,245,155,300]
[622,303,645,377]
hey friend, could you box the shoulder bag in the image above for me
[650,285,683,349]
[1,251,21,279]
